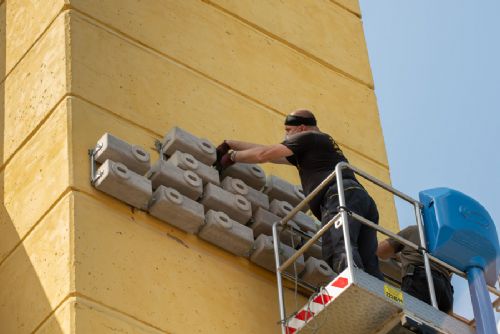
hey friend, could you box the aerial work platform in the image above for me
[272,162,499,334]
[284,268,473,334]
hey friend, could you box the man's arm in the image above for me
[232,144,293,165]
[377,226,413,260]
[376,239,397,260]
[225,140,264,151]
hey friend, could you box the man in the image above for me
[377,225,454,313]
[216,110,383,279]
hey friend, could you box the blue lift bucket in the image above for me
[420,188,499,334]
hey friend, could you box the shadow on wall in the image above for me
[0,2,64,333]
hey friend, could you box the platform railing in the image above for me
[272,162,500,334]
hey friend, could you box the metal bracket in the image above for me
[337,205,352,215]
[88,143,103,185]
[154,139,165,161]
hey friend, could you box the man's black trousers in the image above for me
[402,267,454,313]
[320,179,384,280]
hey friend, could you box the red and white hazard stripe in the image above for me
[284,270,352,334]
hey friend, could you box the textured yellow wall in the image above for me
[0,0,397,333]
[1,1,71,332]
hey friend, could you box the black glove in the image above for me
[216,141,231,163]
[217,152,235,171]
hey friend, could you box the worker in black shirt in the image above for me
[216,110,383,280]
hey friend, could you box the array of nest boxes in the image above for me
[90,127,335,288]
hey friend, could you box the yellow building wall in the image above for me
[0,0,398,333]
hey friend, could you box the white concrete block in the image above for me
[263,175,306,208]
[221,176,269,213]
[167,150,220,186]
[269,199,318,233]
[199,210,254,257]
[300,257,336,287]
[94,132,151,175]
[94,159,152,209]
[250,207,301,247]
[146,160,203,200]
[199,183,252,225]
[221,163,266,190]
[250,235,305,275]
[303,230,323,260]
[148,186,205,234]
[304,243,323,261]
[269,199,295,218]
[161,126,216,165]
[292,211,318,234]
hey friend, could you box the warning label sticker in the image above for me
[384,285,404,305]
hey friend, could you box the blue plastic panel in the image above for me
[419,188,499,285]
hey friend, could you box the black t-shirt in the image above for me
[281,131,356,219]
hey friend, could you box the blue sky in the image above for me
[359,0,500,322]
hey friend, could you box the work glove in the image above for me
[216,141,231,163]
[217,152,235,171]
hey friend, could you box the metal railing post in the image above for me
[272,222,287,334]
[335,162,355,279]
[414,203,438,309]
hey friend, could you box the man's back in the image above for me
[391,226,450,278]
[282,130,356,218]
[383,225,454,312]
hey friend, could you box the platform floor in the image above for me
[284,268,473,334]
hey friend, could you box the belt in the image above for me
[324,182,365,202]
[405,265,449,280]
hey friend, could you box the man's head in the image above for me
[284,109,318,138]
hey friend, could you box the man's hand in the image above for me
[376,240,397,260]
[216,141,231,163]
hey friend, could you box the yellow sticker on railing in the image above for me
[384,285,404,305]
